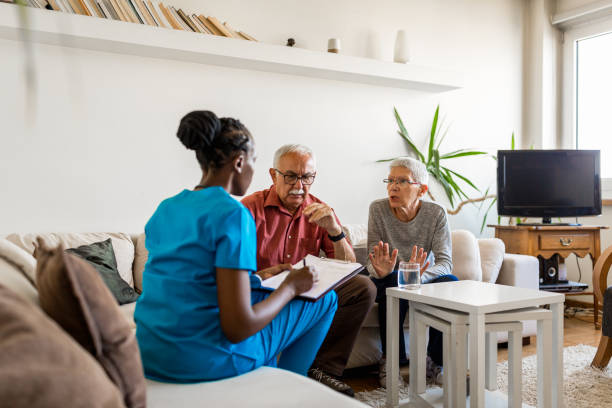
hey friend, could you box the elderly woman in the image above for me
[367,157,458,387]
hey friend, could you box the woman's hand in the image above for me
[409,245,430,276]
[255,263,291,280]
[369,241,398,279]
[282,266,318,296]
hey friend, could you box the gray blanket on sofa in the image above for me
[604,286,612,337]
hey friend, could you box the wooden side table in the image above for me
[488,224,608,328]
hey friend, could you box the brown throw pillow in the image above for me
[0,284,125,408]
[34,239,146,408]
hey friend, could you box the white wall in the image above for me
[0,0,524,236]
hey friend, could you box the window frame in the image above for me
[562,17,612,198]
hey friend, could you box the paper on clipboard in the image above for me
[260,254,363,301]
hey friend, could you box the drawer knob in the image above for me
[560,238,573,246]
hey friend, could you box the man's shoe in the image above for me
[308,367,355,397]
[378,357,405,388]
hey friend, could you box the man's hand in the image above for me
[255,263,292,280]
[303,203,342,236]
[368,241,398,279]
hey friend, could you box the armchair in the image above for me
[591,245,612,369]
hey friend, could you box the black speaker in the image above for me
[538,254,560,284]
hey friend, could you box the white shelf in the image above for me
[0,3,464,92]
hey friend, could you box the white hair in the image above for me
[390,157,428,185]
[273,144,316,168]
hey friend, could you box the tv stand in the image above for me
[488,224,609,328]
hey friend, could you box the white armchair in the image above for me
[343,225,539,369]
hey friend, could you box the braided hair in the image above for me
[177,110,251,170]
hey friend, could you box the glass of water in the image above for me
[398,261,420,290]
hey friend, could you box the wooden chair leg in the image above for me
[591,335,612,369]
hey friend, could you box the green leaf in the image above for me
[376,157,399,163]
[440,150,487,160]
[397,131,426,163]
[442,167,481,192]
[440,168,469,201]
[430,167,455,206]
[480,198,497,234]
[428,105,440,164]
[435,124,450,151]
[511,132,515,150]
[497,215,501,224]
[479,187,491,210]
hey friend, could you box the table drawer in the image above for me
[539,234,591,250]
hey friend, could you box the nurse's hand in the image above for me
[256,263,291,280]
[283,266,318,296]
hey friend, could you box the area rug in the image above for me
[355,344,612,407]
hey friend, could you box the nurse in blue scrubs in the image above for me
[134,111,338,382]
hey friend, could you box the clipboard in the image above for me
[259,254,365,302]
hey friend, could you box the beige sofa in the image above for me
[0,227,539,402]
[0,232,367,408]
[342,224,540,369]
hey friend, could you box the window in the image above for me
[563,18,612,197]
[575,31,612,178]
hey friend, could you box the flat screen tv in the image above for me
[497,150,601,224]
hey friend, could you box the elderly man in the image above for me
[242,144,376,397]
[367,157,458,387]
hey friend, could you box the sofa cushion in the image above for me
[478,238,505,283]
[147,366,367,408]
[450,230,482,281]
[67,239,139,305]
[132,233,148,294]
[34,239,146,408]
[0,238,38,305]
[0,284,124,408]
[7,232,135,287]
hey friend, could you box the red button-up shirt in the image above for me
[241,185,344,270]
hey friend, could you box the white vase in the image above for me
[393,30,410,63]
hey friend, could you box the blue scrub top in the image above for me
[134,187,261,382]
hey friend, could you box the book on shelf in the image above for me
[197,15,223,36]
[158,2,180,30]
[85,0,104,17]
[169,6,189,30]
[136,0,156,26]
[238,31,257,42]
[46,0,61,11]
[100,0,118,20]
[176,8,198,32]
[121,0,140,23]
[259,254,364,302]
[66,0,85,15]
[145,1,167,28]
[128,0,147,24]
[110,0,128,21]
[76,0,93,15]
[207,16,233,37]
[191,13,210,34]
[222,22,243,39]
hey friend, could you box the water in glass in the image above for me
[398,261,420,289]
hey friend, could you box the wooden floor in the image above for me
[343,310,603,393]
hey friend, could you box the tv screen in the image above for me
[497,150,601,222]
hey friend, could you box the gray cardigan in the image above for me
[366,198,453,282]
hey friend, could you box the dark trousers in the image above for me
[371,272,458,366]
[312,274,377,376]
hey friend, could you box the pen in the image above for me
[303,258,306,267]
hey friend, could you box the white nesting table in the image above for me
[385,280,565,408]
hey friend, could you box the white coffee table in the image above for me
[385,280,565,408]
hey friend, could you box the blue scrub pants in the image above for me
[251,290,338,376]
